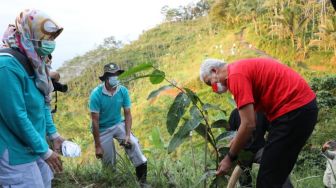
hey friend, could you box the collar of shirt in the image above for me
[102,83,120,97]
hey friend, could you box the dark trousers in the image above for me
[240,148,293,188]
[256,99,318,188]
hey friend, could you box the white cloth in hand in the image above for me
[61,141,81,158]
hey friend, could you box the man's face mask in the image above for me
[211,73,227,94]
[108,76,120,88]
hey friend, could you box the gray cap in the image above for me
[99,63,124,81]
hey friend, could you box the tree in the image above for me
[119,62,252,187]
[309,16,336,56]
[272,3,311,48]
[100,36,123,49]
[161,0,211,22]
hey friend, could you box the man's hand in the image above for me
[120,135,132,149]
[95,145,104,159]
[53,136,65,154]
[45,151,63,173]
[322,141,331,152]
[216,155,233,176]
[124,135,131,145]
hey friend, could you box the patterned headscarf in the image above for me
[1,24,16,48]
[9,9,63,104]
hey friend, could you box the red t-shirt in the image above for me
[227,58,316,121]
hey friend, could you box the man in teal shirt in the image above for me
[89,63,147,185]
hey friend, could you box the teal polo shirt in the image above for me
[0,54,57,165]
[89,84,131,133]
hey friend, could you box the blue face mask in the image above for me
[108,76,120,87]
[34,40,56,56]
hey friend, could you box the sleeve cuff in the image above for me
[49,132,61,140]
[42,149,53,160]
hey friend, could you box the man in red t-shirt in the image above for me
[199,58,318,187]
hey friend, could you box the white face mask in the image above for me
[108,76,120,88]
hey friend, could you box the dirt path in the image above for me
[235,27,273,58]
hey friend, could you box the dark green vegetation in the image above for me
[54,0,336,187]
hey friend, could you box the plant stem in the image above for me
[190,134,197,172]
[204,125,208,188]
[162,74,220,186]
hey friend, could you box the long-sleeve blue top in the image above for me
[0,53,57,165]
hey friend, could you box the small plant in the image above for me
[119,62,252,187]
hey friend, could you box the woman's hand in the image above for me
[45,151,63,173]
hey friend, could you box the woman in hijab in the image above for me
[0,9,63,187]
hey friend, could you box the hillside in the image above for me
[53,0,336,187]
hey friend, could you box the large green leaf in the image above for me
[211,119,229,129]
[184,88,202,105]
[167,106,203,153]
[194,123,216,150]
[202,103,227,117]
[189,105,203,123]
[122,74,152,83]
[167,132,189,154]
[149,69,165,84]
[202,103,223,112]
[215,131,237,143]
[147,85,173,100]
[167,118,191,153]
[166,92,191,135]
[118,63,153,79]
[217,146,230,156]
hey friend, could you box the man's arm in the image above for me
[217,104,256,175]
[91,112,103,158]
[123,108,132,144]
[230,104,256,155]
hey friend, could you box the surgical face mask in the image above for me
[108,76,120,87]
[32,39,56,56]
[212,82,227,94]
[211,73,227,94]
[36,40,55,56]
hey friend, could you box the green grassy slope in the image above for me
[53,1,336,187]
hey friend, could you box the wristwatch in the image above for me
[227,151,238,162]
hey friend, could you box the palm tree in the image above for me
[309,16,336,56]
[273,3,311,48]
